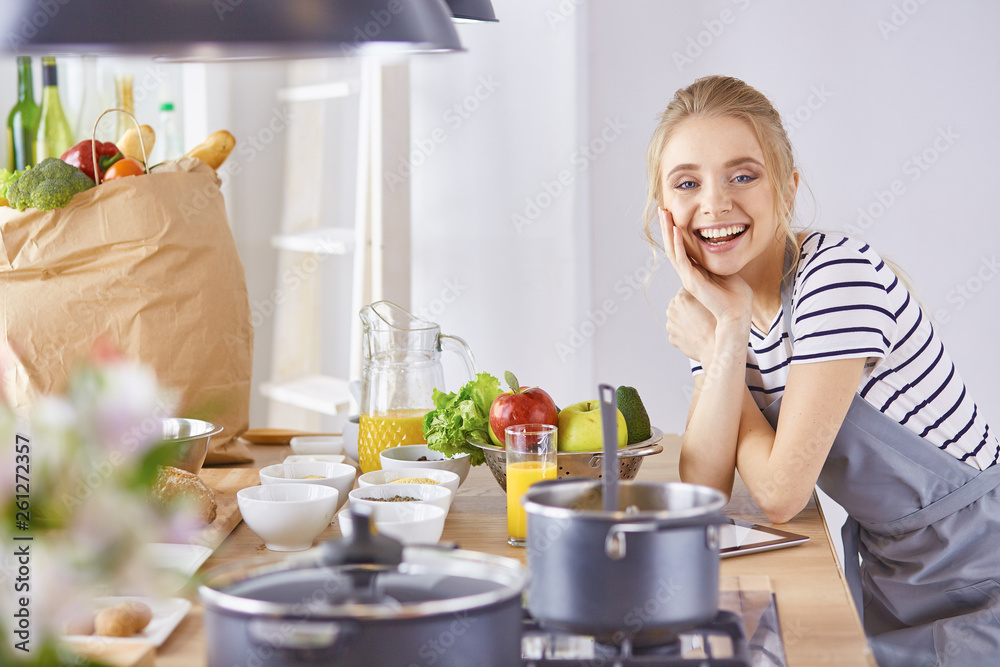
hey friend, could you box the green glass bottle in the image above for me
[35,56,74,161]
[6,55,40,171]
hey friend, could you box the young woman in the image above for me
[647,75,1000,666]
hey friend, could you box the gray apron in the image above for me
[757,265,1000,666]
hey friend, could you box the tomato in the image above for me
[103,158,146,181]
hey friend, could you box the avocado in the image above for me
[616,385,651,444]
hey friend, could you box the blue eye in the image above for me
[676,180,698,190]
[733,174,757,184]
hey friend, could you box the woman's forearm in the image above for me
[678,318,750,498]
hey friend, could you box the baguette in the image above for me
[185,130,236,170]
[116,125,156,163]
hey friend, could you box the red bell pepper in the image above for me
[61,140,123,182]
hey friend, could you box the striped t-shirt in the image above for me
[692,232,998,470]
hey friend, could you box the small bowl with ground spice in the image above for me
[379,445,471,487]
[357,468,461,499]
[348,483,453,514]
[336,503,447,545]
[258,462,356,512]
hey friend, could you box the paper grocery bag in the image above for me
[0,157,253,464]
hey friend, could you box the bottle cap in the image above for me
[160,102,175,112]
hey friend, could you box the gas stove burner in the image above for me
[521,589,786,667]
[522,610,751,666]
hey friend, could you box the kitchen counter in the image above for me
[156,435,876,666]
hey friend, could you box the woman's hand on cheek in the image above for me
[658,207,753,327]
[666,288,717,362]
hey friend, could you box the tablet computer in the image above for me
[719,518,809,558]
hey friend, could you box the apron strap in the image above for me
[866,461,1000,535]
[780,240,797,343]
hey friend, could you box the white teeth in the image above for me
[699,225,746,240]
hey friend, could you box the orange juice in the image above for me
[506,461,557,541]
[358,409,428,472]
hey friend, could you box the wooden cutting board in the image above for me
[192,467,260,552]
[65,641,155,667]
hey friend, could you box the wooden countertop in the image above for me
[155,436,875,666]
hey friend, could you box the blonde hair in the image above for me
[644,75,800,258]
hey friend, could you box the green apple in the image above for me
[557,401,628,452]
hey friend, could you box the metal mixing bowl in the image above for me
[161,417,223,474]
[473,427,664,492]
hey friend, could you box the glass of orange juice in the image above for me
[506,424,557,547]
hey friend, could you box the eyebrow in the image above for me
[666,157,765,178]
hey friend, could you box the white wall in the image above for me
[408,4,592,402]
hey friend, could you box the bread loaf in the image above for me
[151,465,217,525]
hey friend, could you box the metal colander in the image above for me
[474,427,664,492]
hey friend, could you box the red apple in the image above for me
[488,371,559,447]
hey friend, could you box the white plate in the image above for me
[142,543,212,593]
[64,597,191,647]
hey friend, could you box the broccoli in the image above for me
[7,157,95,212]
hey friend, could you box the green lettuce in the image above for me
[0,168,23,199]
[423,372,503,466]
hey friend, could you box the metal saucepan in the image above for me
[522,385,727,646]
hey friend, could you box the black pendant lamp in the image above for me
[444,0,498,23]
[2,0,464,59]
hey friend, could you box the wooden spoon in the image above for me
[242,428,341,445]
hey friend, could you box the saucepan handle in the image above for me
[604,514,724,561]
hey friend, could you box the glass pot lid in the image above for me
[199,545,527,621]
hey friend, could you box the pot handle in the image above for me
[619,444,663,458]
[247,618,352,650]
[604,514,724,561]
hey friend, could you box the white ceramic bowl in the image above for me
[237,484,338,552]
[282,454,348,465]
[337,504,446,545]
[289,435,345,456]
[342,414,360,462]
[379,445,471,486]
[348,483,453,513]
[357,468,460,500]
[258,462,356,512]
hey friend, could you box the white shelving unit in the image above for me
[263,58,412,431]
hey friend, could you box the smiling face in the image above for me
[659,115,792,281]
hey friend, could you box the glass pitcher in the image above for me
[357,301,476,472]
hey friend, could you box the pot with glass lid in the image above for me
[199,508,526,666]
